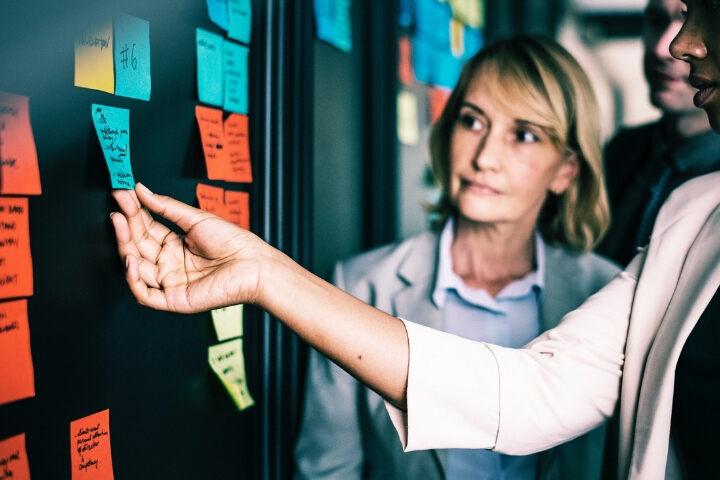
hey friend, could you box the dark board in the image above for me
[0,0,263,477]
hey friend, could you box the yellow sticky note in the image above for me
[75,21,115,93]
[450,18,465,58]
[450,0,485,29]
[208,339,254,411]
[211,304,243,341]
[397,90,420,146]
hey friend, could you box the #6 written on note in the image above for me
[114,15,151,101]
[70,409,114,480]
[92,104,135,189]
[223,40,249,115]
[0,433,31,480]
[196,29,224,107]
[0,198,33,300]
[211,304,243,341]
[0,92,42,195]
[75,21,114,94]
[209,338,255,411]
[0,300,35,406]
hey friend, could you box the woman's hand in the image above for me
[111,183,268,313]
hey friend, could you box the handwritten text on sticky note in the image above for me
[0,198,33,300]
[0,92,42,195]
[0,433,31,480]
[92,104,134,189]
[196,29,225,107]
[70,409,114,480]
[0,300,34,406]
[223,40,249,115]
[209,339,255,411]
[75,21,115,94]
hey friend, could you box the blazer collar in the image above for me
[540,245,587,331]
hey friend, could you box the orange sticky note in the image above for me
[70,409,114,480]
[0,300,35,406]
[224,190,250,230]
[0,198,33,300]
[196,183,226,217]
[0,93,42,195]
[224,114,252,183]
[0,433,31,480]
[195,106,227,180]
[429,87,451,124]
[399,37,414,87]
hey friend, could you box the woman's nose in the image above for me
[670,18,708,62]
[472,134,500,171]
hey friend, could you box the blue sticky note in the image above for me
[91,104,135,189]
[414,0,451,50]
[223,40,249,114]
[196,28,225,106]
[314,0,353,53]
[207,0,229,30]
[228,0,252,44]
[114,15,151,101]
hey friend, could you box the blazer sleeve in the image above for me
[294,262,365,480]
[385,251,646,455]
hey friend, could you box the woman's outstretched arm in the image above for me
[110,184,410,408]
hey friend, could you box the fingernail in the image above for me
[137,183,153,195]
[110,212,116,219]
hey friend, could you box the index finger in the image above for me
[135,183,213,232]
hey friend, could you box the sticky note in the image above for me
[195,106,227,179]
[429,87,451,123]
[196,29,224,107]
[224,114,252,183]
[224,190,250,230]
[209,339,255,411]
[0,433,31,480]
[314,0,353,52]
[397,91,419,146]
[91,104,134,189]
[75,21,115,94]
[211,304,243,341]
[0,93,42,195]
[114,15,151,101]
[398,37,414,87]
[207,0,229,30]
[450,0,485,29]
[0,300,34,406]
[70,409,114,480]
[196,183,226,216]
[223,40,249,115]
[228,0,252,44]
[0,198,33,300]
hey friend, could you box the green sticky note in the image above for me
[228,0,252,44]
[114,15,151,100]
[223,40,249,114]
[196,28,224,106]
[208,339,255,411]
[91,104,135,189]
[211,304,243,341]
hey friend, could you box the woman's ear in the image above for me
[549,152,580,195]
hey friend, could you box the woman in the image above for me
[110,3,720,477]
[294,36,618,480]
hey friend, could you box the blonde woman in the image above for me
[294,36,618,480]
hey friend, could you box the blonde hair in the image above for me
[429,35,610,252]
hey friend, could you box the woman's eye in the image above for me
[458,114,484,132]
[515,129,539,143]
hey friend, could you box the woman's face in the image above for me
[670,0,720,129]
[448,75,578,229]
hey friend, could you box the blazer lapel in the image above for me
[540,246,588,331]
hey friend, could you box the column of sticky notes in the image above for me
[197,0,255,413]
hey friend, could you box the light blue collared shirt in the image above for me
[432,218,544,480]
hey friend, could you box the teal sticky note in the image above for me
[207,0,229,30]
[114,15,151,101]
[223,40,248,114]
[314,0,353,53]
[228,0,251,44]
[91,104,135,189]
[196,28,225,106]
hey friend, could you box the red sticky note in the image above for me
[0,92,42,195]
[0,198,33,300]
[223,114,252,183]
[70,409,114,480]
[0,433,31,480]
[224,190,250,230]
[196,183,226,217]
[399,37,414,87]
[195,105,227,180]
[0,299,35,406]
[428,87,451,124]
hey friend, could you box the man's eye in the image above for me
[515,129,539,143]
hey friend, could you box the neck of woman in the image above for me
[451,216,536,297]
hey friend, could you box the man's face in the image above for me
[643,0,698,113]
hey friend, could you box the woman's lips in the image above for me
[690,75,719,108]
[461,179,500,195]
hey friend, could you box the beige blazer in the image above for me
[295,228,619,479]
[386,172,720,479]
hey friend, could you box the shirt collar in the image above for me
[651,122,720,176]
[431,218,545,311]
